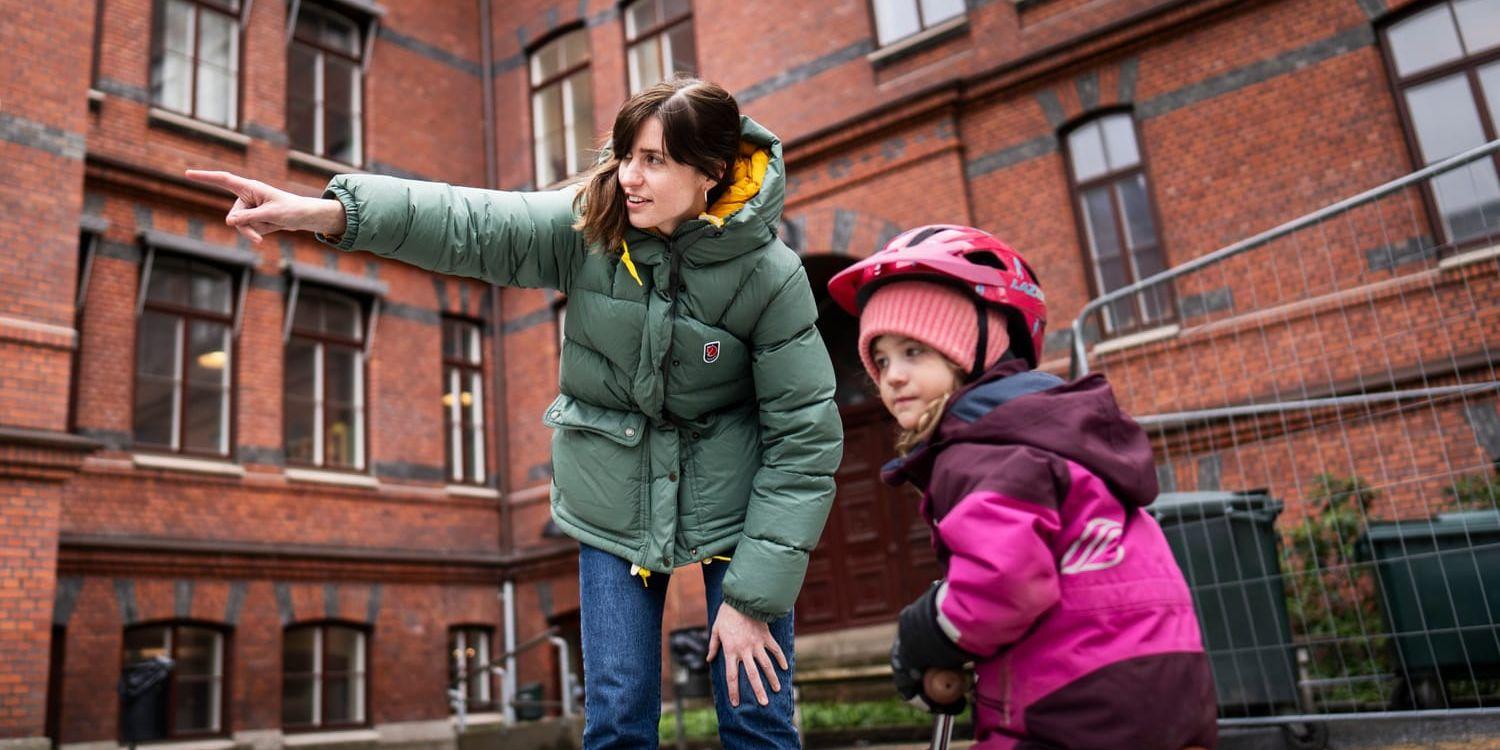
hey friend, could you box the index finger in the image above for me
[185,169,257,201]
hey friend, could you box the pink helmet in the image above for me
[827,224,1048,368]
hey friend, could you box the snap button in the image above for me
[672,359,680,367]
[624,427,636,438]
[691,548,698,556]
[691,431,700,440]
[669,471,678,481]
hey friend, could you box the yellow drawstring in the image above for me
[620,239,642,286]
[629,563,653,588]
[701,555,732,565]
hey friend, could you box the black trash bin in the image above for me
[1152,491,1300,715]
[668,626,711,699]
[119,656,173,745]
[514,681,546,721]
[1358,509,1500,706]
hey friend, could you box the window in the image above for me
[624,0,695,93]
[870,0,965,47]
[120,623,227,739]
[1064,112,1173,336]
[448,626,494,711]
[530,28,595,187]
[134,256,235,456]
[284,288,366,470]
[150,0,240,127]
[442,318,486,485]
[283,623,368,729]
[1384,0,1500,245]
[287,4,364,165]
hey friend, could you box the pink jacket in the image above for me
[884,360,1217,749]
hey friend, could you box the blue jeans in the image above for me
[578,543,799,749]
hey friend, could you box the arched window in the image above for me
[282,622,369,729]
[120,622,228,740]
[1063,111,1174,336]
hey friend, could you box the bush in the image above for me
[1280,474,1390,707]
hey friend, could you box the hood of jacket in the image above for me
[883,358,1159,509]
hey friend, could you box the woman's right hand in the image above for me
[185,170,347,243]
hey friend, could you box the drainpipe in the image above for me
[502,579,518,724]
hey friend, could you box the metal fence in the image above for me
[1069,138,1500,739]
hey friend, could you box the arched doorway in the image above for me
[795,256,942,634]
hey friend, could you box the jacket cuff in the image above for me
[898,583,974,669]
[316,180,361,251]
[722,594,782,624]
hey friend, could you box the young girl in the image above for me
[827,225,1218,749]
[188,78,841,749]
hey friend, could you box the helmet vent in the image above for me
[963,251,1008,270]
[905,227,946,247]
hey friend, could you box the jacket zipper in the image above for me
[657,238,683,389]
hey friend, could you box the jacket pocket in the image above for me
[682,406,758,540]
[544,394,647,537]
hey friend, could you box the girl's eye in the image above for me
[905,345,924,358]
[873,356,888,371]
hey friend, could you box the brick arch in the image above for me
[778,208,903,259]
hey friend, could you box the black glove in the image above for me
[890,581,973,715]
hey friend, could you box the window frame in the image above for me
[131,254,239,458]
[1060,108,1176,338]
[528,25,594,188]
[148,0,244,128]
[283,286,370,473]
[1379,0,1500,251]
[286,1,367,166]
[441,316,488,486]
[118,621,231,742]
[622,0,696,93]
[281,621,371,732]
[867,0,966,48]
[447,625,496,713]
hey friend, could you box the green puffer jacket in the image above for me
[319,116,843,621]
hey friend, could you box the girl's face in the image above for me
[871,335,963,431]
[617,116,719,237]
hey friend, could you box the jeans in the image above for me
[579,543,799,749]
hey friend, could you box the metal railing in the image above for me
[1069,137,1500,738]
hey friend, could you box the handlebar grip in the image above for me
[923,668,966,705]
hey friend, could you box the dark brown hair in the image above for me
[573,77,741,251]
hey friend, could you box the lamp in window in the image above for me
[196,350,228,370]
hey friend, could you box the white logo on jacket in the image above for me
[1059,518,1126,575]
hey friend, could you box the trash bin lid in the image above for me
[1150,490,1282,522]
[1363,509,1500,542]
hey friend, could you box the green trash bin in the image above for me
[1152,491,1300,715]
[1358,510,1500,704]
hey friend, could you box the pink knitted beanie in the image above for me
[858,281,1010,382]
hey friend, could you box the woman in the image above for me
[188,78,841,749]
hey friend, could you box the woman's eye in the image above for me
[647,155,663,165]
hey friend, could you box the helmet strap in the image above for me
[970,301,988,381]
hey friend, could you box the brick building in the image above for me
[3,0,1499,747]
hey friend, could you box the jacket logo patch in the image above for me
[703,341,721,364]
[1060,518,1125,575]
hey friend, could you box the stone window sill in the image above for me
[132,452,246,478]
[447,484,501,500]
[1438,242,1500,271]
[281,729,380,748]
[290,149,362,176]
[286,466,380,489]
[148,107,251,148]
[867,16,969,68]
[1091,324,1181,356]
